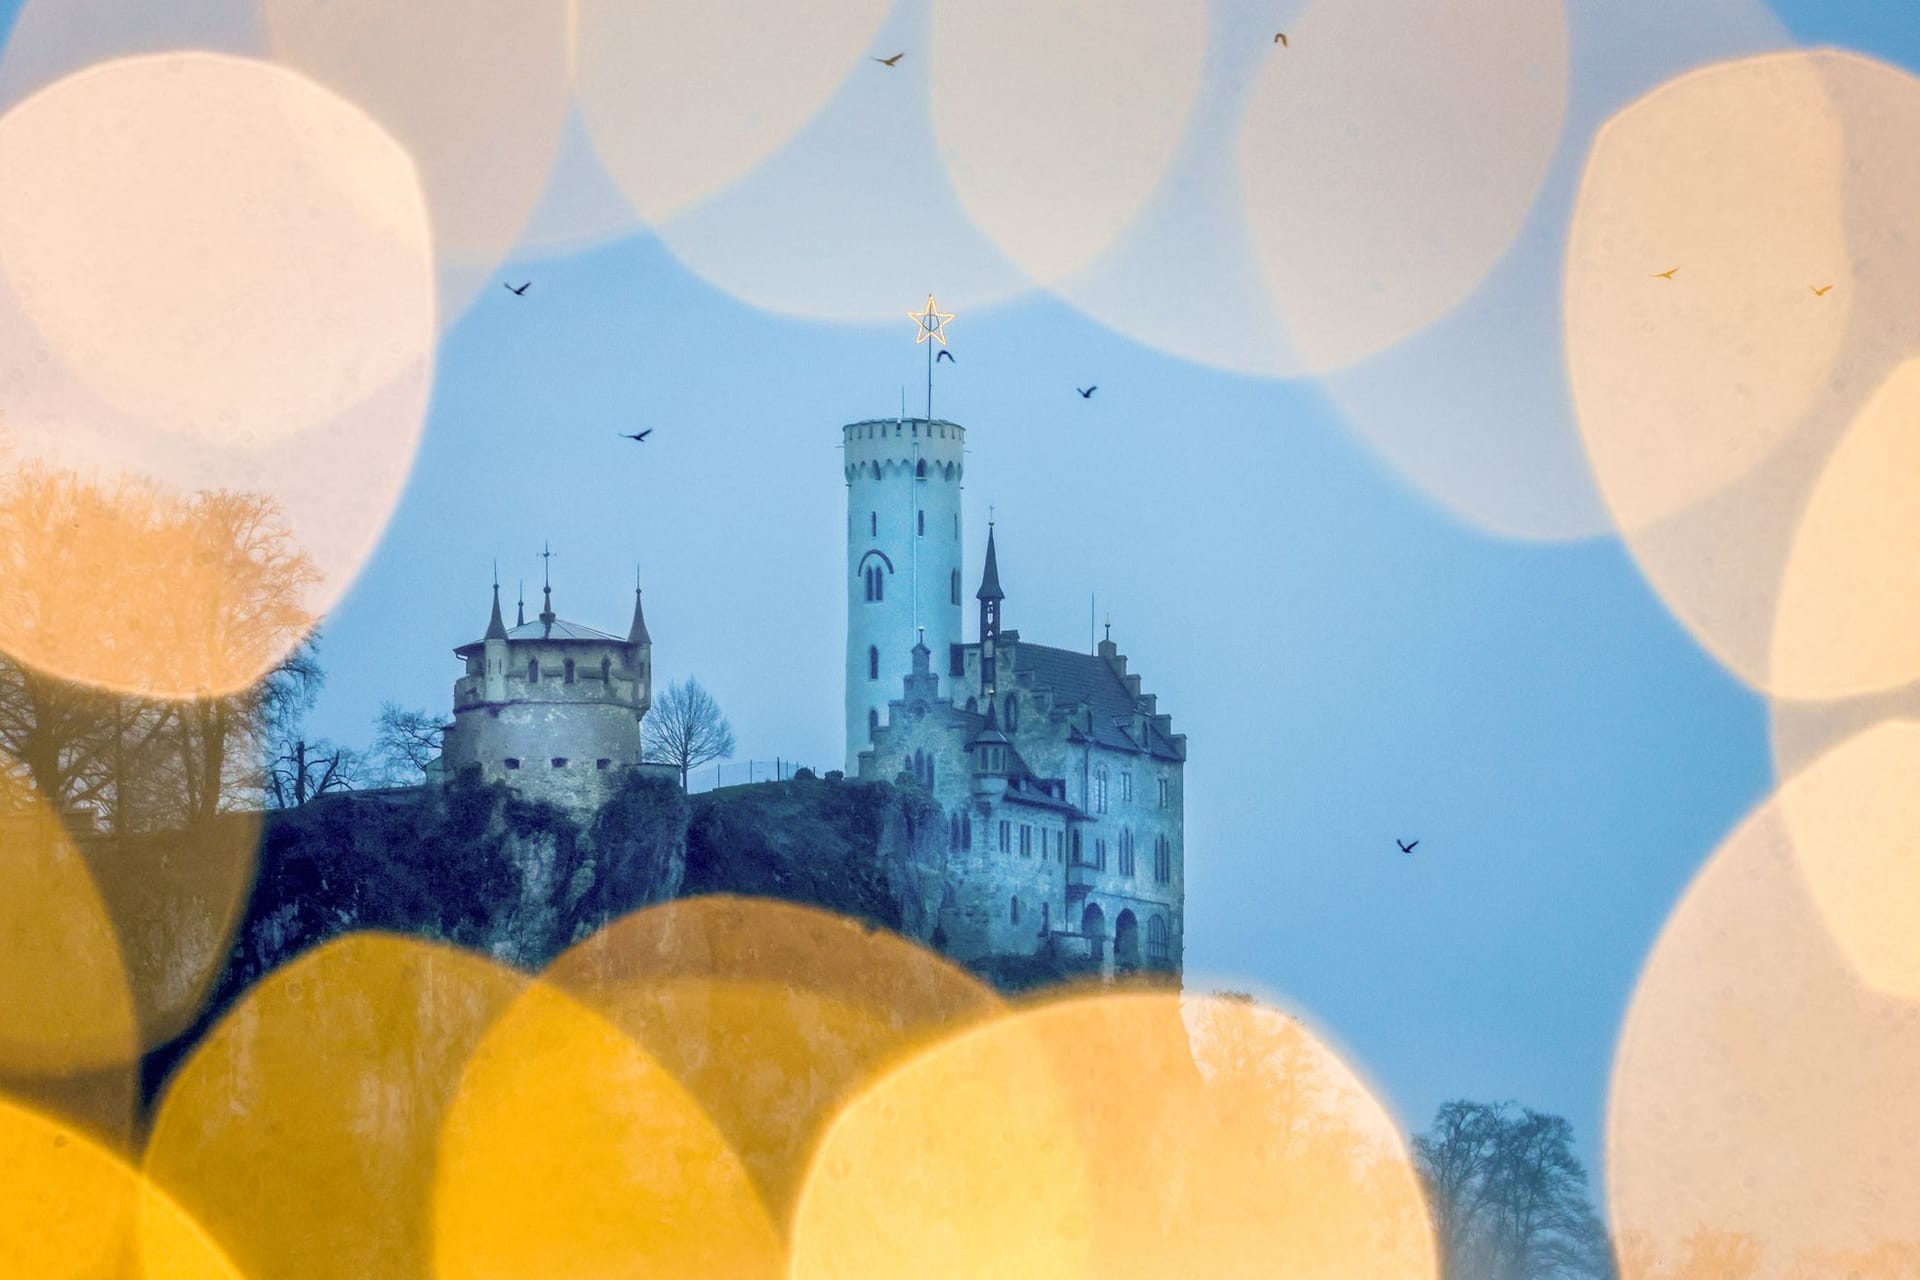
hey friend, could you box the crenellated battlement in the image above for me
[842,418,966,482]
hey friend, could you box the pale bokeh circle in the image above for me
[145,934,531,1280]
[930,0,1205,286]
[1772,720,1920,1004]
[1770,359,1920,700]
[0,53,435,699]
[1569,51,1920,691]
[1609,745,1920,1277]
[0,52,433,449]
[1238,0,1568,374]
[0,0,264,111]
[792,990,1434,1279]
[258,0,572,318]
[573,0,891,227]
[434,979,785,1280]
[0,1095,242,1280]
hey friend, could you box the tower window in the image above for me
[528,658,539,684]
[1010,895,1020,924]
[596,758,611,770]
[962,812,972,847]
[1020,824,1032,856]
[1121,770,1133,801]
[1155,834,1171,883]
[1158,777,1170,808]
[917,509,925,536]
[564,658,576,684]
[870,511,877,535]
[868,708,880,736]
[551,757,568,769]
[601,656,612,684]
[868,645,879,681]
[504,757,521,770]
[916,458,927,479]
[1094,766,1109,813]
[950,570,959,605]
[1007,697,1019,731]
[998,820,1010,852]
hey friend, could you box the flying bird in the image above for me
[936,348,955,364]
[1077,385,1097,399]
[1651,268,1678,280]
[1397,839,1419,854]
[1273,32,1288,45]
[873,52,904,66]
[504,281,531,295]
[619,429,653,443]
[1810,283,1834,296]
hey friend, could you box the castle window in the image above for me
[925,754,935,790]
[998,820,1010,853]
[1072,829,1082,863]
[952,513,958,537]
[551,757,568,769]
[1155,835,1171,884]
[504,757,521,770]
[1041,900,1050,932]
[917,509,925,536]
[1147,915,1169,966]
[962,812,972,847]
[601,656,611,684]
[528,658,539,684]
[868,645,879,681]
[950,570,959,605]
[1094,766,1109,813]
[1121,770,1133,802]
[949,812,960,851]
[1119,829,1135,878]
[870,511,877,535]
[597,758,611,770]
[1096,838,1108,871]
[564,658,576,684]
[1010,895,1020,924]
[916,458,927,479]
[1007,697,1018,731]
[1158,777,1170,808]
[869,708,880,736]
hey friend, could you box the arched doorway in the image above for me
[1080,901,1106,963]
[1114,909,1140,973]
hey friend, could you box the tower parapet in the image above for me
[845,417,966,770]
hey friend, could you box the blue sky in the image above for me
[3,0,1913,1182]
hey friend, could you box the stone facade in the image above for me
[855,511,1188,979]
[439,579,658,810]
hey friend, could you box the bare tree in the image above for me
[371,702,445,784]
[1415,1100,1613,1280]
[641,677,735,788]
[264,737,364,809]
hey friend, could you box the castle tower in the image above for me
[844,416,965,770]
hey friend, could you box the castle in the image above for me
[842,417,1186,975]
[437,415,1186,977]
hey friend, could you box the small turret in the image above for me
[977,523,1003,699]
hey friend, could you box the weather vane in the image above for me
[907,292,953,424]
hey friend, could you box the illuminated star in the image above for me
[908,294,955,346]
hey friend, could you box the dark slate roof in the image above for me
[483,585,508,641]
[627,589,651,645]
[1008,641,1182,759]
[455,615,630,655]
[976,527,1003,601]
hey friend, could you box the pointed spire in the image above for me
[975,520,1003,602]
[484,563,508,641]
[539,540,556,634]
[516,580,525,628]
[628,571,651,646]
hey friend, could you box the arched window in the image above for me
[1072,829,1082,862]
[868,645,880,680]
[872,567,884,601]
[528,658,539,684]
[917,510,925,536]
[1146,915,1169,966]
[950,569,960,605]
[868,708,879,736]
[1094,766,1109,813]
[916,458,927,479]
[1155,835,1171,884]
[912,749,925,785]
[564,658,576,684]
[1010,895,1020,924]
[1119,829,1135,878]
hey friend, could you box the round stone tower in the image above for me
[844,416,965,771]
